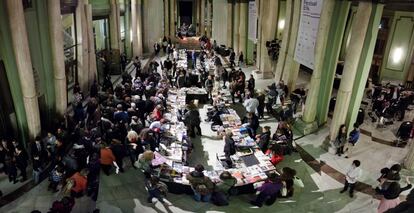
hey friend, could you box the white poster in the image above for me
[294,0,324,69]
[248,1,257,41]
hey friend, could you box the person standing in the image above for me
[229,51,236,68]
[345,123,360,158]
[15,146,28,182]
[205,75,214,101]
[340,160,362,198]
[100,145,119,176]
[334,124,347,156]
[377,177,412,213]
[247,74,255,95]
[238,51,244,67]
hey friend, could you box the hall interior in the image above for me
[1,0,414,213]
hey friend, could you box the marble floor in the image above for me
[1,54,414,212]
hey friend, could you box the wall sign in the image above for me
[294,0,324,69]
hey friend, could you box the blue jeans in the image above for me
[193,190,211,202]
[33,169,41,184]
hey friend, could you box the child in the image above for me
[49,167,64,192]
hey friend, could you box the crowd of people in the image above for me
[2,33,414,213]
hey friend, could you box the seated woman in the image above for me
[250,173,282,207]
[265,143,284,166]
[242,112,260,137]
[256,126,271,153]
[215,171,237,197]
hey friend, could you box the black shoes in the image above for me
[340,190,346,194]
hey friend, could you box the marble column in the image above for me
[131,0,143,57]
[164,0,169,36]
[255,0,263,70]
[258,0,278,79]
[206,0,212,38]
[169,0,176,37]
[227,0,233,47]
[86,4,97,83]
[76,0,90,93]
[282,0,300,92]
[110,0,121,52]
[238,0,248,56]
[124,0,132,58]
[300,0,335,127]
[200,0,205,35]
[5,0,41,138]
[346,4,383,131]
[329,2,372,144]
[233,1,240,53]
[275,0,293,82]
[47,0,67,116]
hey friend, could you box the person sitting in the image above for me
[242,112,260,137]
[137,150,155,178]
[257,126,271,153]
[187,164,215,202]
[69,169,88,198]
[146,176,168,204]
[279,167,297,198]
[216,171,237,198]
[250,172,282,207]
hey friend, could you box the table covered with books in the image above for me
[147,88,279,195]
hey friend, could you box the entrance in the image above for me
[0,60,17,140]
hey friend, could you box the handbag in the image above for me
[293,176,304,188]
[280,185,288,196]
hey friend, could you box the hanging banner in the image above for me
[294,0,324,69]
[248,1,257,41]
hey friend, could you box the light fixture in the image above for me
[278,19,285,30]
[392,47,403,64]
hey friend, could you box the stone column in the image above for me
[299,0,335,133]
[329,2,372,145]
[200,0,205,35]
[227,0,233,47]
[282,0,301,92]
[233,0,240,53]
[346,4,383,131]
[258,0,278,79]
[76,0,90,93]
[131,0,143,57]
[275,0,292,82]
[5,0,41,138]
[164,0,170,36]
[48,0,67,116]
[110,0,121,53]
[255,0,263,70]
[86,4,97,83]
[124,0,132,58]
[206,0,211,38]
[169,0,176,37]
[238,0,248,56]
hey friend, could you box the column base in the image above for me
[252,69,274,79]
[321,136,337,154]
[293,118,318,135]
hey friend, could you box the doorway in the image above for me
[0,60,17,140]
[179,0,193,26]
